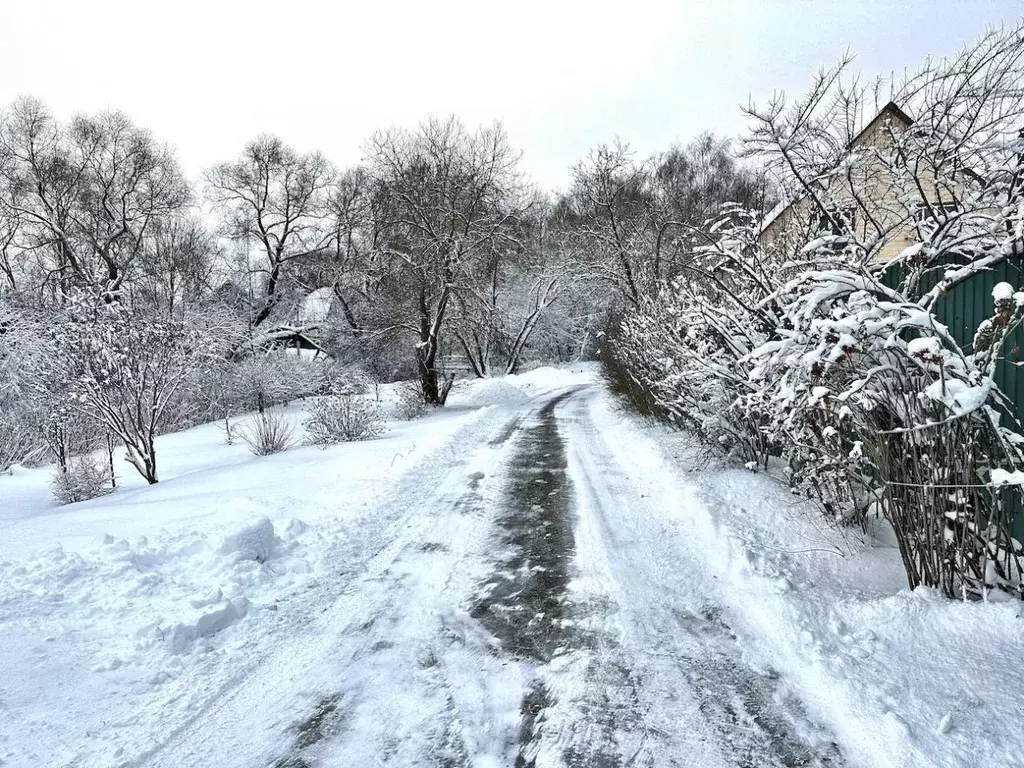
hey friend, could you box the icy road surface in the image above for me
[144,384,842,768]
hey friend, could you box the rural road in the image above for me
[147,385,842,768]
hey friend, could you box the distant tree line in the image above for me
[0,96,761,488]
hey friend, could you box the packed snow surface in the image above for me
[1,365,1022,767]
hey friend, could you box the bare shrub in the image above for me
[393,381,431,421]
[868,370,1024,597]
[239,410,296,456]
[38,406,103,474]
[303,396,385,447]
[50,455,113,505]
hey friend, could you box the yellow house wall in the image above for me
[756,109,974,268]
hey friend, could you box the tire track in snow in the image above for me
[142,391,574,768]
[553,387,844,768]
[470,389,580,663]
[468,386,655,767]
[265,389,588,768]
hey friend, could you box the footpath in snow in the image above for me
[1,366,1022,768]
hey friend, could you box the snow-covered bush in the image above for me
[306,359,370,397]
[230,355,301,413]
[303,395,385,447]
[226,354,368,415]
[50,455,113,505]
[31,292,222,484]
[745,266,1024,592]
[610,205,787,464]
[609,27,1024,598]
[737,29,1024,595]
[239,409,296,456]
[392,381,431,421]
[8,311,107,473]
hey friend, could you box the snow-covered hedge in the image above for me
[610,218,1024,597]
[609,29,1024,598]
[606,205,790,463]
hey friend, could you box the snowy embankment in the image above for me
[583,391,1024,768]
[0,368,588,768]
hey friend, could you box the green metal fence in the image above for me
[883,260,1024,538]
[882,260,1024,417]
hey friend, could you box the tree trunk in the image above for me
[417,341,453,405]
[456,333,486,378]
[106,434,116,488]
[416,286,454,405]
[418,354,441,405]
[125,440,158,484]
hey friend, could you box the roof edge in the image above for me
[848,101,913,149]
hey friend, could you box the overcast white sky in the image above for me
[1,0,1021,191]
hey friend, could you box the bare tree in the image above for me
[205,135,337,344]
[0,96,189,300]
[452,200,563,376]
[134,214,217,311]
[651,133,770,276]
[0,209,17,294]
[366,117,529,403]
[286,165,382,347]
[0,156,18,294]
[567,140,653,306]
[566,134,768,309]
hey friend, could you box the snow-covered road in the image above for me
[138,383,841,767]
[8,370,1022,768]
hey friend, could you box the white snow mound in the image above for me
[220,516,280,563]
[165,597,251,654]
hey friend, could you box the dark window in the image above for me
[817,207,856,237]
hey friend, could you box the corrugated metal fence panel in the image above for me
[928,262,1024,421]
[882,262,1024,414]
[884,260,1024,537]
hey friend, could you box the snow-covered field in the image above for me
[0,368,588,767]
[1,366,1022,767]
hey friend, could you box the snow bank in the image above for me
[0,386,494,767]
[586,390,1024,768]
[220,516,280,562]
[2,516,311,666]
[453,377,533,406]
[164,597,251,655]
[434,364,598,408]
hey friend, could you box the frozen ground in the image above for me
[0,366,1021,767]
